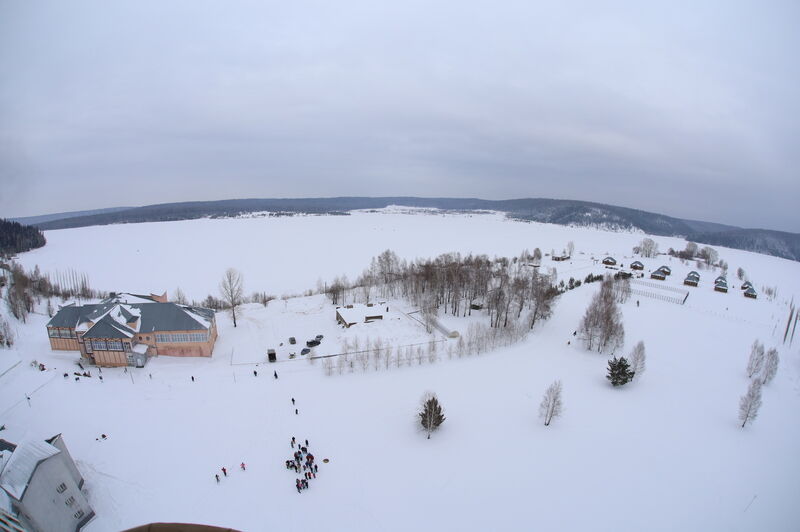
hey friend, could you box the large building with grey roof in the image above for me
[46,292,217,367]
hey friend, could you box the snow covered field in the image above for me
[2,209,800,531]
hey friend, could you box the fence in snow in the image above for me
[630,288,687,305]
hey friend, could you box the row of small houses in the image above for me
[603,256,757,299]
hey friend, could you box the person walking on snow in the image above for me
[240,462,246,471]
[253,370,258,377]
[215,474,220,483]
[274,371,278,379]
[221,467,227,477]
[292,398,295,405]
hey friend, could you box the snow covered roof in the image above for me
[687,271,700,278]
[49,300,214,334]
[744,286,757,295]
[659,265,671,273]
[82,314,136,339]
[132,343,149,354]
[336,304,385,325]
[0,439,60,500]
[631,261,643,267]
[137,303,211,332]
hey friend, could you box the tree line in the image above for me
[0,219,46,256]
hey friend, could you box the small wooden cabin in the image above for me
[630,261,644,270]
[602,257,616,266]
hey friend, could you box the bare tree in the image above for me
[219,268,244,327]
[539,380,563,426]
[736,267,746,281]
[746,340,765,378]
[566,241,575,257]
[579,277,624,353]
[173,287,188,305]
[636,238,659,258]
[419,392,446,439]
[760,348,779,385]
[739,379,762,428]
[532,248,542,265]
[629,341,646,379]
[698,246,719,266]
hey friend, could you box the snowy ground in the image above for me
[2,209,800,531]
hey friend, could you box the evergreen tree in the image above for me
[0,219,46,256]
[419,392,446,439]
[606,356,635,386]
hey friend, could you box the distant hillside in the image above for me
[0,219,46,256]
[11,206,134,226]
[28,197,799,261]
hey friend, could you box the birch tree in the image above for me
[539,380,563,426]
[739,379,762,428]
[760,348,779,385]
[746,340,765,378]
[219,268,244,327]
[629,341,646,379]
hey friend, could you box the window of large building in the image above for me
[90,339,107,351]
[74,510,84,520]
[56,483,67,494]
[156,332,208,343]
[106,340,123,351]
[48,328,59,338]
[65,495,75,507]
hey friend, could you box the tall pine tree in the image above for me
[419,393,446,439]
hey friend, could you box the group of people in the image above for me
[215,462,246,483]
[286,437,319,493]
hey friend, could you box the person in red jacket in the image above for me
[221,467,227,477]
[240,462,246,471]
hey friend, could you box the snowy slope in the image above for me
[1,209,799,531]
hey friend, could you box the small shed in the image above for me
[744,287,757,299]
[714,282,728,293]
[741,281,753,291]
[658,266,671,275]
[651,270,667,280]
[630,261,644,270]
[687,271,700,280]
[336,304,386,328]
[602,257,617,266]
[267,349,276,363]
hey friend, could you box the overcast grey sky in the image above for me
[1,0,798,231]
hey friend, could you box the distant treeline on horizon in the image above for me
[9,197,800,262]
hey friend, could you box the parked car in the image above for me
[306,339,320,347]
[267,349,277,363]
[289,337,296,345]
[315,334,324,341]
[301,348,310,356]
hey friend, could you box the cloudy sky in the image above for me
[1,0,798,231]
